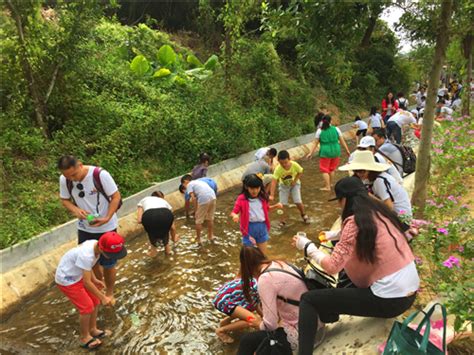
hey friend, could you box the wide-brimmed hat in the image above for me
[339,151,390,172]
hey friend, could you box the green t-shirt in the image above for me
[319,125,341,158]
[272,161,303,186]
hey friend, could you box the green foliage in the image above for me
[130,54,150,76]
[412,114,474,333]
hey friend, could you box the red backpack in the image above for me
[66,167,122,210]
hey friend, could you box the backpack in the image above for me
[377,144,417,177]
[371,175,395,202]
[397,98,408,110]
[66,167,123,211]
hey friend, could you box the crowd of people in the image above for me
[54,87,434,352]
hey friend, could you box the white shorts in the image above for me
[279,184,302,205]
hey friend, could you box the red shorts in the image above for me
[319,157,340,173]
[57,280,100,314]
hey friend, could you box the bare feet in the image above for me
[319,187,331,191]
[216,328,234,344]
[147,247,158,257]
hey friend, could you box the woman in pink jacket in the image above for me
[293,176,419,355]
[231,174,281,254]
[237,246,311,354]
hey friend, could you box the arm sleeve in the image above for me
[315,128,322,139]
[294,162,303,174]
[137,198,145,208]
[165,200,173,211]
[258,274,280,331]
[336,127,342,136]
[99,170,118,197]
[321,218,357,274]
[59,175,71,199]
[75,254,95,271]
[232,199,241,214]
[372,178,390,201]
[272,166,281,180]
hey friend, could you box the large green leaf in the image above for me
[130,55,150,76]
[185,68,213,80]
[157,45,176,67]
[187,54,203,68]
[204,55,219,70]
[153,68,171,78]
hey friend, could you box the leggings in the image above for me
[238,328,292,355]
[298,287,416,355]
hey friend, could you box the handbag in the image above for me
[383,303,447,354]
[255,327,292,355]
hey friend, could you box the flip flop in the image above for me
[79,338,101,350]
[91,329,112,339]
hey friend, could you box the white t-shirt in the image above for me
[354,120,368,130]
[315,126,342,139]
[55,240,99,286]
[440,106,453,115]
[59,166,119,233]
[374,153,403,184]
[186,180,216,205]
[415,92,425,107]
[137,196,172,213]
[372,172,412,217]
[451,98,462,110]
[369,113,383,128]
[249,198,265,222]
[371,261,419,298]
[255,147,269,161]
[388,111,416,128]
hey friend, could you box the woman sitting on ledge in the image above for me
[292,176,419,355]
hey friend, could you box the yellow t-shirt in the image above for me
[272,161,303,186]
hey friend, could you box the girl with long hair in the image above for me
[237,247,311,354]
[293,176,419,355]
[381,91,399,123]
[231,174,282,254]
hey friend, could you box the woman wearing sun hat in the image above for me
[292,176,419,354]
[339,150,412,221]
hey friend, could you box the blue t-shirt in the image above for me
[185,178,218,201]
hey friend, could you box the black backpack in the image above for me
[378,144,417,177]
[397,98,408,110]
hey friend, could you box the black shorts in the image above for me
[78,229,117,269]
[356,129,367,137]
[142,208,174,247]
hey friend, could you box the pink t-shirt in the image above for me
[258,262,308,350]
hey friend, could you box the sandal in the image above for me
[91,329,112,339]
[278,221,287,228]
[302,215,310,224]
[79,337,102,350]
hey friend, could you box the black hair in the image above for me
[370,106,377,116]
[199,152,210,164]
[341,192,406,264]
[152,191,164,198]
[372,128,386,139]
[354,116,361,121]
[242,174,268,201]
[314,112,325,129]
[180,174,192,183]
[321,115,331,130]
[178,184,186,194]
[438,99,446,105]
[267,148,277,158]
[57,155,78,170]
[277,150,290,161]
[397,92,404,98]
[421,96,426,100]
[385,92,395,104]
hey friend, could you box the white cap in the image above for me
[411,109,418,116]
[357,136,376,148]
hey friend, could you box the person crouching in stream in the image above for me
[292,176,419,354]
[137,191,179,257]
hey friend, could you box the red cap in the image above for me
[98,231,127,260]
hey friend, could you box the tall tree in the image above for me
[409,0,454,216]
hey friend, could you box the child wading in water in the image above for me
[55,232,127,350]
[231,174,282,254]
[213,276,261,344]
[270,150,310,225]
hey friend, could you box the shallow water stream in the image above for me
[0,159,348,354]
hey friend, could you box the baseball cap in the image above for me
[357,136,376,148]
[98,231,127,260]
[410,109,418,116]
[328,176,368,201]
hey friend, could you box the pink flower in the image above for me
[461,204,469,209]
[454,146,464,150]
[399,209,406,215]
[443,260,453,268]
[447,256,460,267]
[468,130,474,135]
[437,228,448,235]
[434,148,443,154]
[458,246,464,253]
[415,256,423,265]
[447,195,456,202]
[412,219,429,228]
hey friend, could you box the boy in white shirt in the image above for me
[55,232,127,350]
[352,116,368,145]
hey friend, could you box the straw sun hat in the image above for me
[339,151,390,172]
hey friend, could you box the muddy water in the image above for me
[0,159,348,354]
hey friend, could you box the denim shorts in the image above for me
[243,222,269,246]
[78,229,117,269]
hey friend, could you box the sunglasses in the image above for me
[76,183,85,198]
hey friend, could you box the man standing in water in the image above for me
[58,155,122,301]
